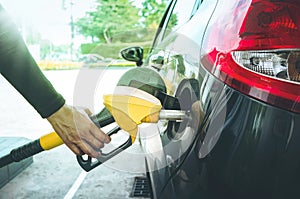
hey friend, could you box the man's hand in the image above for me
[47,104,111,158]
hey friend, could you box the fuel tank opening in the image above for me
[166,78,200,140]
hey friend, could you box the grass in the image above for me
[37,60,136,70]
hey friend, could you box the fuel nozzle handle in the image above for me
[76,126,133,172]
[0,107,116,169]
[77,108,134,172]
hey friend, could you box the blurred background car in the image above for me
[78,53,135,68]
[78,53,113,64]
[78,53,113,66]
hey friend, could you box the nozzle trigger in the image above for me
[76,126,132,172]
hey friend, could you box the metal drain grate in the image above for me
[130,176,152,198]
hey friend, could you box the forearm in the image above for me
[0,6,65,118]
[0,5,112,158]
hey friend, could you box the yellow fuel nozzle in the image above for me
[103,86,190,143]
[103,86,163,143]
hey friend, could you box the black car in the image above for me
[120,0,300,198]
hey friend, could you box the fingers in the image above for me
[75,107,111,144]
[65,140,101,158]
[63,130,104,158]
[66,143,84,156]
[73,124,110,158]
[47,104,112,158]
[89,123,111,144]
[76,141,102,158]
[74,106,111,144]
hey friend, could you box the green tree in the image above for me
[75,16,104,42]
[75,0,141,44]
[141,0,168,29]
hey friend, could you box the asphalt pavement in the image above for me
[0,139,147,199]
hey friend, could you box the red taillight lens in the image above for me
[238,0,300,50]
[202,0,300,113]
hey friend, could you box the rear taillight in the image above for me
[202,0,300,113]
[232,51,300,82]
[238,0,300,50]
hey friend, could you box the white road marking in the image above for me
[64,171,87,199]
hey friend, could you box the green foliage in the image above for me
[39,41,71,60]
[141,0,169,28]
[75,0,169,44]
[75,0,170,64]
[75,17,104,42]
[75,0,141,43]
[81,41,152,59]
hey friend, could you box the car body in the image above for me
[120,0,300,198]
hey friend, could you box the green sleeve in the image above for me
[0,6,65,118]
